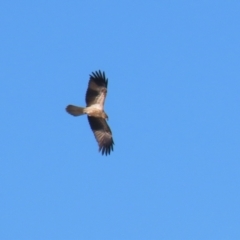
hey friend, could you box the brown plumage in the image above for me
[66,70,114,156]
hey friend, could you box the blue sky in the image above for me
[1,1,240,239]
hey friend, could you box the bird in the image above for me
[66,70,114,156]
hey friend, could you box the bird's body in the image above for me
[66,70,114,155]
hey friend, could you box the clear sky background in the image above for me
[1,1,240,239]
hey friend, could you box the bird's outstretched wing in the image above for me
[85,70,108,108]
[88,116,114,155]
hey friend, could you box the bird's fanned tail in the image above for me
[66,105,85,116]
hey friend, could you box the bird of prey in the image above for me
[66,70,114,155]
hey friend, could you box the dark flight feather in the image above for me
[87,116,114,155]
[85,70,108,107]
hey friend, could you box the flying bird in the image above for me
[66,70,114,155]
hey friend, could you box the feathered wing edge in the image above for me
[87,116,114,156]
[90,70,108,88]
[85,70,108,107]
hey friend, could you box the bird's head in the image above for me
[103,112,109,120]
